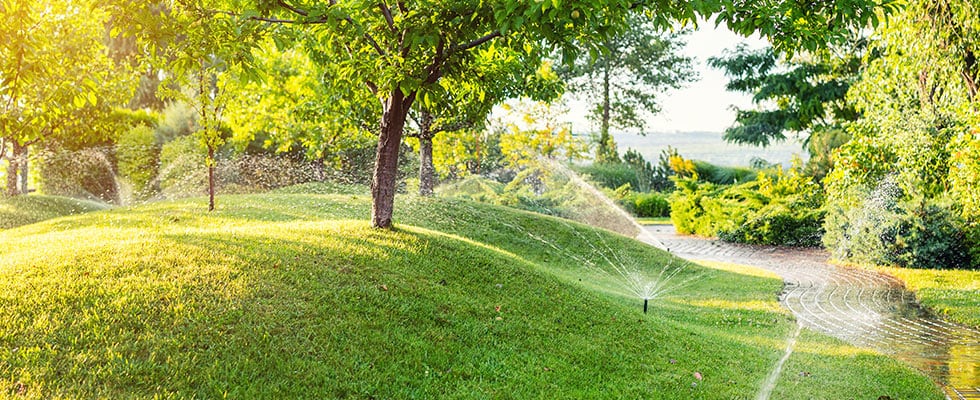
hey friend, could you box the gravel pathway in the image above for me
[643,225,980,398]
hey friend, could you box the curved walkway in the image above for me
[642,225,980,398]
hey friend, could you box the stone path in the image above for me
[642,225,980,398]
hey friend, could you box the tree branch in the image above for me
[432,118,475,135]
[277,0,311,16]
[210,3,387,57]
[379,2,396,33]
[422,37,447,85]
[449,31,502,54]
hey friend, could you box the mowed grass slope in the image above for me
[0,195,108,230]
[0,186,941,399]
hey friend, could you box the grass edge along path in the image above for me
[0,187,943,399]
[874,265,980,328]
[831,258,980,329]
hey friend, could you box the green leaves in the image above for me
[0,0,132,148]
[709,42,862,148]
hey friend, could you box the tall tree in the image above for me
[0,0,132,196]
[827,0,980,214]
[215,0,659,227]
[561,13,694,163]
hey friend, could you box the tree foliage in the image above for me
[224,40,379,161]
[149,0,266,210]
[822,0,980,269]
[1,0,133,195]
[708,41,863,148]
[497,101,587,169]
[408,45,563,196]
[100,0,898,227]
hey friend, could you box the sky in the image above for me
[563,20,770,134]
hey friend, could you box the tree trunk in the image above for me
[5,142,25,196]
[371,89,414,228]
[418,111,436,197]
[19,146,28,194]
[597,60,616,163]
[5,156,18,197]
[207,146,216,212]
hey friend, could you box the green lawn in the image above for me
[637,216,672,225]
[874,266,980,328]
[0,194,108,230]
[0,185,941,398]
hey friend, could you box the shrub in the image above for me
[823,177,975,269]
[669,179,721,236]
[693,161,757,185]
[671,166,826,246]
[892,203,971,269]
[577,162,638,191]
[967,223,980,270]
[217,154,325,193]
[117,125,160,200]
[720,203,825,247]
[632,192,670,218]
[37,146,119,203]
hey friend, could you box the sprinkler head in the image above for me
[643,298,649,314]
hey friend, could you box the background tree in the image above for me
[153,1,264,211]
[821,0,980,269]
[0,0,133,196]
[560,13,694,163]
[497,100,587,169]
[708,42,863,147]
[223,39,380,172]
[409,47,563,196]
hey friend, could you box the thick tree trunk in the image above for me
[207,146,216,212]
[372,89,414,228]
[418,111,436,197]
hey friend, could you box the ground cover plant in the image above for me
[0,185,941,399]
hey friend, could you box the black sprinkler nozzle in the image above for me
[643,298,648,314]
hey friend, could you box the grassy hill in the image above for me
[0,186,941,399]
[0,195,108,230]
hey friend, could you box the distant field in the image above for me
[611,130,808,167]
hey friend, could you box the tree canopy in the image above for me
[708,41,863,148]
[1,0,133,195]
[95,0,901,227]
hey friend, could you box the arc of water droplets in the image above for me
[502,218,699,301]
